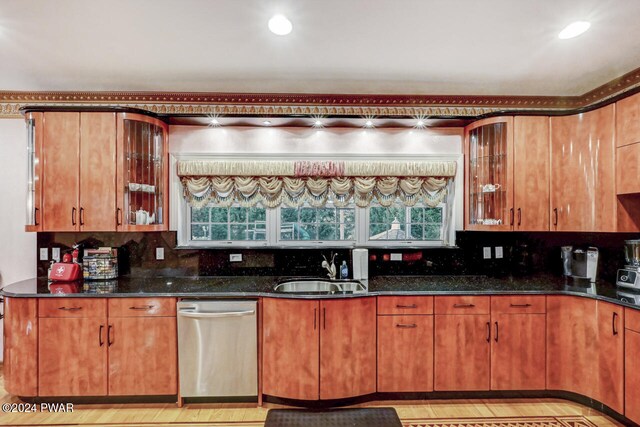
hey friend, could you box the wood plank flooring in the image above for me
[0,364,622,427]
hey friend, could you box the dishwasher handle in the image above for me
[178,309,255,318]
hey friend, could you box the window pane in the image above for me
[230,224,248,240]
[425,224,441,239]
[410,207,423,222]
[425,207,442,223]
[299,224,317,240]
[210,208,228,222]
[210,224,228,240]
[230,207,247,223]
[191,224,210,240]
[319,224,337,240]
[369,202,444,241]
[191,207,210,223]
[281,208,297,223]
[318,208,336,222]
[411,224,423,239]
[249,208,266,222]
[300,208,316,223]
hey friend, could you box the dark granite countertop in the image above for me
[2,274,640,311]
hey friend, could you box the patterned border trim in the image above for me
[0,65,638,118]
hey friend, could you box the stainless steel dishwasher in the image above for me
[177,300,257,398]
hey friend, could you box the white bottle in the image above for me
[340,261,349,279]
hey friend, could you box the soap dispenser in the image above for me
[340,261,349,279]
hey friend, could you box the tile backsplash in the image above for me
[37,231,640,282]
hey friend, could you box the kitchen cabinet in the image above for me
[616,143,640,195]
[25,112,43,232]
[377,296,434,392]
[595,301,624,413]
[116,113,169,231]
[550,105,616,232]
[625,308,640,424]
[40,112,117,232]
[262,297,376,400]
[616,91,640,148]
[37,297,177,397]
[490,296,546,390]
[434,296,491,391]
[3,298,38,397]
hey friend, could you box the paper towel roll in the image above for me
[352,249,368,280]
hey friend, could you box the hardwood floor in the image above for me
[0,364,622,427]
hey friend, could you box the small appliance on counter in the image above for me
[616,239,640,290]
[561,246,599,283]
[83,247,118,280]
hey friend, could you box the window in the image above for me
[280,204,356,241]
[368,202,445,242]
[190,206,267,241]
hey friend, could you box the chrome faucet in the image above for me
[322,253,337,280]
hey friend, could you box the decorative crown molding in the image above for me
[1,65,639,119]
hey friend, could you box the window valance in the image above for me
[177,160,456,208]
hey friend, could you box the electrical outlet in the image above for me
[230,254,243,262]
[390,253,402,261]
[495,246,504,259]
[483,247,492,259]
[51,247,61,262]
[155,247,165,260]
[39,248,49,261]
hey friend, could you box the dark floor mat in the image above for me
[264,407,402,427]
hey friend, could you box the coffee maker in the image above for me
[616,239,640,290]
[561,246,599,283]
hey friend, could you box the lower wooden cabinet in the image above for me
[262,297,376,400]
[377,314,433,392]
[595,301,624,413]
[626,328,640,424]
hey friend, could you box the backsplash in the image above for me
[37,231,640,282]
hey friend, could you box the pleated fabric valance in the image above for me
[177,160,456,208]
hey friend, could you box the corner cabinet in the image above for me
[24,110,169,232]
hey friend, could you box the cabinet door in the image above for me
[108,317,177,395]
[434,314,490,391]
[514,116,550,231]
[595,302,624,413]
[377,315,433,392]
[42,112,80,231]
[626,329,640,424]
[262,298,319,400]
[550,105,616,231]
[320,298,376,399]
[38,317,107,396]
[79,112,117,231]
[491,313,545,390]
[616,91,640,147]
[25,112,44,231]
[546,296,598,396]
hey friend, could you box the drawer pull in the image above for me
[453,303,475,308]
[613,312,619,336]
[396,323,417,328]
[396,304,417,309]
[129,305,154,310]
[58,306,82,311]
[510,303,532,308]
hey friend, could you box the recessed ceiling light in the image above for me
[263,120,272,126]
[268,15,293,36]
[313,120,324,128]
[364,120,374,128]
[416,120,426,129]
[558,21,591,39]
[210,119,220,126]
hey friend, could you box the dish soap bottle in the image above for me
[340,261,349,279]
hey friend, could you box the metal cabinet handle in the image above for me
[116,208,122,226]
[99,325,104,346]
[80,207,85,226]
[323,307,326,330]
[517,208,522,226]
[613,312,619,336]
[510,303,532,308]
[396,323,417,328]
[454,303,475,308]
[553,208,558,226]
[313,308,317,330]
[129,305,154,310]
[396,304,417,309]
[494,321,499,342]
[58,306,82,311]
[71,207,77,226]
[34,207,39,226]
[107,325,113,346]
[486,322,491,343]
[509,208,514,226]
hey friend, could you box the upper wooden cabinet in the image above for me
[465,116,549,231]
[25,110,168,232]
[550,105,616,232]
[616,91,640,148]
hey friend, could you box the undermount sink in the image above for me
[273,279,367,294]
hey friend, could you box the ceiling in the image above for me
[1,0,639,97]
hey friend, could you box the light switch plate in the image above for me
[52,247,61,262]
[483,247,492,259]
[390,253,402,261]
[155,247,165,260]
[40,248,48,261]
[495,246,504,259]
[230,254,243,262]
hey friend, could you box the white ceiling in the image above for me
[1,0,640,96]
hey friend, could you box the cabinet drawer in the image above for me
[108,298,176,317]
[39,298,106,318]
[377,296,433,315]
[626,308,640,333]
[491,295,546,314]
[434,296,489,315]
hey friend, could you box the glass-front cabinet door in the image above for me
[25,112,43,232]
[116,113,169,231]
[465,117,514,231]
